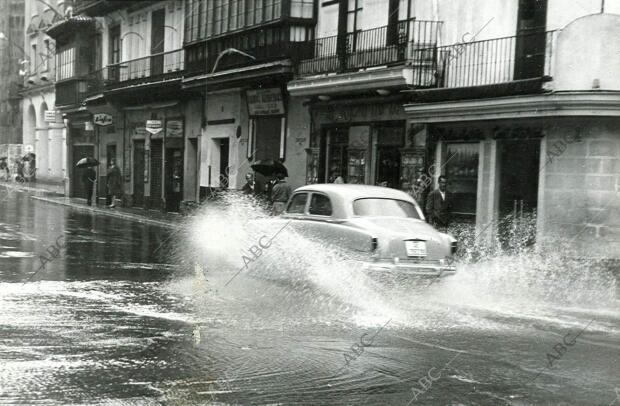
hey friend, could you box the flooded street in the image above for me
[1,190,619,405]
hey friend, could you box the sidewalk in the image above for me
[0,181,182,229]
[31,195,182,229]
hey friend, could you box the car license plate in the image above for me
[405,240,427,257]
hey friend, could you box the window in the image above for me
[347,0,363,35]
[286,193,308,214]
[353,198,421,219]
[42,40,50,71]
[56,47,75,80]
[109,25,121,64]
[309,193,332,216]
[444,143,479,217]
[291,0,313,18]
[30,43,37,75]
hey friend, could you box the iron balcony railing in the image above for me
[102,48,185,90]
[418,30,557,88]
[298,19,443,76]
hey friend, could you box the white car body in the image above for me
[276,184,457,277]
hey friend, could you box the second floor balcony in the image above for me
[298,19,443,77]
[100,48,185,91]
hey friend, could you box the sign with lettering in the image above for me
[145,120,163,135]
[246,88,285,116]
[93,113,113,126]
[166,120,183,138]
[44,110,57,123]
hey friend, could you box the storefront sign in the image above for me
[166,120,183,138]
[85,121,94,131]
[44,110,57,123]
[247,88,285,116]
[93,113,113,126]
[146,120,163,135]
[322,103,403,123]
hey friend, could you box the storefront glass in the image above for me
[444,142,479,217]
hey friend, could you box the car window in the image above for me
[353,198,421,219]
[309,193,332,216]
[286,193,308,214]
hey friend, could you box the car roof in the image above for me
[290,184,419,219]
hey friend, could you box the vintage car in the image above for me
[275,184,457,277]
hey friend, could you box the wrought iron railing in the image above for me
[298,19,443,76]
[102,48,185,89]
[419,30,557,88]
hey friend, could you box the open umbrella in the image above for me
[251,159,288,177]
[76,157,99,168]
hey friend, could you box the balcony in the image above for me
[412,30,557,99]
[102,48,185,91]
[185,26,313,77]
[298,20,443,77]
[56,79,90,108]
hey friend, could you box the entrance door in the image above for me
[514,0,548,80]
[133,141,145,206]
[498,138,541,246]
[165,148,183,212]
[150,8,165,76]
[72,145,94,198]
[150,139,163,209]
[219,138,229,187]
[375,125,404,189]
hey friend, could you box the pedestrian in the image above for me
[106,158,122,208]
[82,166,96,206]
[425,175,452,230]
[270,171,292,215]
[241,172,256,195]
[333,176,345,184]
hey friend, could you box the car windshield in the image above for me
[353,198,421,219]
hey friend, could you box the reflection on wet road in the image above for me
[1,190,619,405]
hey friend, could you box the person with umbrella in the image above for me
[76,157,99,206]
[270,171,292,215]
[106,158,122,208]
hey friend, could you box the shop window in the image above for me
[444,143,479,217]
[253,116,283,161]
[375,125,404,189]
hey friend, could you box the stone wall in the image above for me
[539,117,620,258]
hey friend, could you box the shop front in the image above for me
[307,99,426,191]
[126,105,184,212]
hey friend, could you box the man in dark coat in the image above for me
[106,158,122,208]
[82,167,96,206]
[270,171,292,215]
[425,175,452,230]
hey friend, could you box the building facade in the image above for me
[0,0,25,175]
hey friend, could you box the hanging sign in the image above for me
[246,88,285,116]
[93,113,113,126]
[85,121,94,131]
[145,119,163,135]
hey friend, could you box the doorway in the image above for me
[72,145,95,198]
[498,138,541,246]
[150,139,163,209]
[150,8,165,76]
[133,140,145,207]
[218,138,229,187]
[514,0,548,80]
[165,147,183,212]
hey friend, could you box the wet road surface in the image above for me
[0,189,619,405]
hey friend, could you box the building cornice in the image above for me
[403,91,620,123]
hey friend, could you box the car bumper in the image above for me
[365,259,457,277]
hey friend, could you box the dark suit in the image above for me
[425,189,452,228]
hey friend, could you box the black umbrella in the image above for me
[76,157,99,168]
[22,153,35,162]
[251,159,288,177]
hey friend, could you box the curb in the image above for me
[30,195,182,230]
